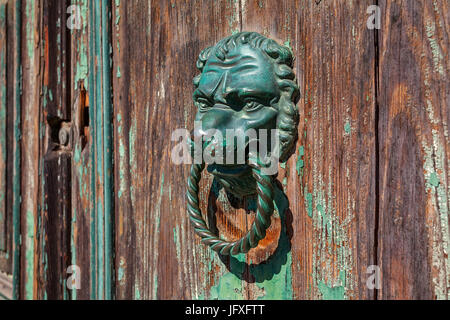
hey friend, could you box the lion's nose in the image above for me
[212,71,231,105]
[213,92,228,105]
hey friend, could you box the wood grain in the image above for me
[0,1,6,253]
[112,0,255,299]
[70,0,93,300]
[293,0,377,300]
[20,0,41,299]
[113,0,377,300]
[0,0,447,301]
[0,0,11,276]
[377,0,449,300]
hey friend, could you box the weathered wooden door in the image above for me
[0,0,448,300]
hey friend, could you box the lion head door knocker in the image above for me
[186,32,300,255]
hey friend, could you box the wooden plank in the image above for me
[41,152,72,299]
[11,0,22,300]
[20,0,41,300]
[0,271,12,299]
[32,0,75,300]
[112,0,246,299]
[0,1,7,252]
[114,0,376,300]
[70,0,92,301]
[240,0,378,300]
[0,0,16,278]
[87,0,114,299]
[70,87,91,300]
[377,0,449,299]
[291,0,377,300]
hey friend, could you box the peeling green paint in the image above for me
[305,187,313,218]
[210,253,246,300]
[318,271,346,300]
[308,161,354,298]
[173,226,181,260]
[25,0,36,61]
[344,121,351,135]
[425,21,444,76]
[429,171,440,187]
[12,0,22,300]
[118,257,125,282]
[135,286,141,300]
[296,146,304,177]
[74,0,88,89]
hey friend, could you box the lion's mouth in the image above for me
[206,163,250,177]
[207,163,256,197]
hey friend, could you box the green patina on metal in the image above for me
[420,20,449,298]
[116,113,125,199]
[188,32,300,255]
[425,21,445,76]
[422,139,449,299]
[12,0,22,300]
[24,209,34,299]
[308,166,354,299]
[117,257,125,282]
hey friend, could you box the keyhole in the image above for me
[78,86,89,149]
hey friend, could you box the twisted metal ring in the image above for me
[186,161,275,255]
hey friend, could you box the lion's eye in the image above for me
[195,99,212,112]
[243,101,264,112]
